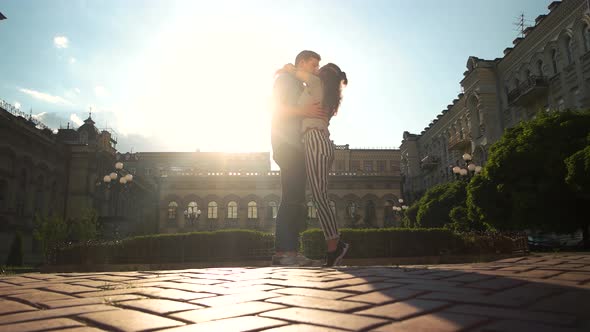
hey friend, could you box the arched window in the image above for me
[329,200,336,216]
[247,201,258,219]
[307,201,317,219]
[347,201,358,218]
[584,23,590,53]
[536,60,544,76]
[34,175,44,216]
[208,201,218,219]
[227,201,238,219]
[268,201,278,219]
[551,49,558,74]
[186,201,198,216]
[17,169,27,217]
[564,35,573,64]
[167,201,178,220]
[0,180,7,210]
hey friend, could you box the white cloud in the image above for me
[14,102,21,109]
[19,88,72,105]
[53,36,69,48]
[69,57,76,63]
[31,112,47,120]
[94,86,108,97]
[74,88,81,94]
[70,114,84,126]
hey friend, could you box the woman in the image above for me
[280,62,349,267]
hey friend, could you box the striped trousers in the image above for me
[303,129,340,240]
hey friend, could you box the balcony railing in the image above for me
[420,155,440,170]
[448,133,472,151]
[507,76,549,106]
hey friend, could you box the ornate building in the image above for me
[401,0,590,201]
[1,99,402,264]
[121,145,401,234]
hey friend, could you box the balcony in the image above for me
[448,133,472,151]
[420,155,440,171]
[507,76,549,106]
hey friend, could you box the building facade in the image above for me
[401,0,590,201]
[1,99,402,264]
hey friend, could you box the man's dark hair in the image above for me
[295,50,321,66]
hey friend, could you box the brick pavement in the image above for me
[1,252,589,331]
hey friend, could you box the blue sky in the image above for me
[0,0,549,156]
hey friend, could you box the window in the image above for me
[376,160,386,172]
[129,168,136,175]
[351,160,360,171]
[336,160,345,171]
[329,200,336,216]
[227,201,238,219]
[585,23,590,53]
[551,49,558,74]
[537,60,544,76]
[247,201,258,219]
[307,201,317,219]
[363,160,373,172]
[564,35,573,65]
[145,168,151,176]
[347,201,357,218]
[167,201,178,220]
[268,201,278,219]
[208,201,218,219]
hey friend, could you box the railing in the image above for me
[507,76,549,105]
[0,99,53,131]
[162,170,399,177]
[447,133,472,151]
[420,155,440,170]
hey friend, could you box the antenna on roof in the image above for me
[513,13,532,38]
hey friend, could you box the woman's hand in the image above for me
[282,63,296,74]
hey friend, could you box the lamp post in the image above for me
[451,153,482,180]
[392,198,408,226]
[98,161,134,217]
[184,202,201,227]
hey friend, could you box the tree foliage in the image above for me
[413,180,467,228]
[467,110,590,238]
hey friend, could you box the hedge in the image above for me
[52,228,525,266]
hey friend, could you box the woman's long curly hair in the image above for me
[318,63,348,118]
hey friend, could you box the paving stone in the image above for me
[263,324,347,331]
[0,299,38,315]
[160,316,288,332]
[79,309,185,331]
[171,301,284,323]
[191,291,280,307]
[417,291,525,307]
[333,282,402,294]
[271,287,351,299]
[44,294,146,308]
[474,319,586,332]
[143,288,218,301]
[0,318,85,332]
[0,304,119,325]
[43,326,106,332]
[356,299,451,320]
[7,290,76,305]
[513,269,564,279]
[463,277,527,290]
[267,295,369,311]
[443,273,496,283]
[372,311,488,332]
[343,287,425,304]
[118,299,203,315]
[261,307,388,331]
[446,304,577,326]
[530,291,590,316]
[552,272,590,283]
[490,283,563,305]
[42,284,100,294]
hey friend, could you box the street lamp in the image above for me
[392,198,408,220]
[97,161,134,217]
[184,202,201,226]
[451,153,482,180]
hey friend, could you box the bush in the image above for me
[412,181,469,229]
[5,232,24,267]
[55,229,275,265]
[301,228,463,259]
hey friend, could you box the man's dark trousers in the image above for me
[274,146,307,253]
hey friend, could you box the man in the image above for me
[271,50,325,266]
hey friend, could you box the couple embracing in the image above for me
[271,50,349,267]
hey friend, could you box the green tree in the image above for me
[467,110,590,246]
[415,180,467,228]
[5,232,24,266]
[564,144,590,247]
[401,203,419,228]
[33,215,68,263]
[68,209,99,242]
